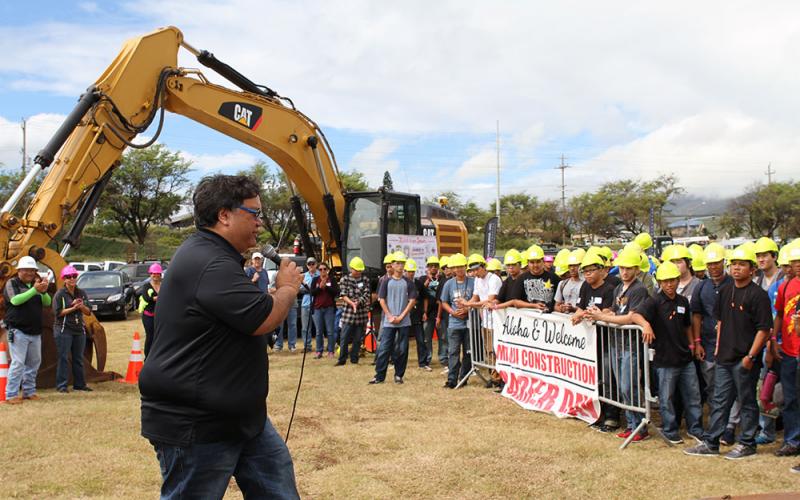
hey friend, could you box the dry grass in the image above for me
[1,315,798,499]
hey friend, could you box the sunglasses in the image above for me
[63,274,78,279]
[238,205,263,219]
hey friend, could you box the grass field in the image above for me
[1,315,798,499]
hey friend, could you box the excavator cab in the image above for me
[342,189,420,283]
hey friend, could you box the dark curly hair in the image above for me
[193,174,261,229]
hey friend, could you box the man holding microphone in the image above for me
[139,174,302,499]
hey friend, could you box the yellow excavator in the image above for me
[0,26,467,386]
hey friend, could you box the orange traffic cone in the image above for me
[118,331,144,384]
[0,342,8,402]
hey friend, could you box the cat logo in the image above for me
[218,102,263,131]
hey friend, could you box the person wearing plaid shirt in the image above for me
[336,257,372,365]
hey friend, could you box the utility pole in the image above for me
[496,120,501,228]
[555,154,570,245]
[20,118,27,174]
[765,162,775,185]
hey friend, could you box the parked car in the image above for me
[69,262,104,276]
[76,270,136,320]
[118,262,167,296]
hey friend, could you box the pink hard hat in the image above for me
[148,263,163,274]
[60,265,78,278]
[543,255,555,262]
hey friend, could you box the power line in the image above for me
[555,154,570,245]
[765,162,775,184]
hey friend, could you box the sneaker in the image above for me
[394,376,404,384]
[588,420,603,431]
[289,348,297,353]
[775,444,800,457]
[632,431,651,443]
[57,387,69,394]
[684,442,719,457]
[791,464,800,474]
[334,361,346,366]
[23,394,40,401]
[719,428,736,446]
[687,432,704,444]
[440,367,449,375]
[368,378,384,385]
[443,381,455,389]
[420,365,432,372]
[314,352,323,359]
[598,424,619,434]
[755,434,774,445]
[616,428,633,439]
[6,395,23,405]
[274,347,283,352]
[73,386,93,392]
[725,443,757,460]
[662,433,682,445]
[327,352,334,358]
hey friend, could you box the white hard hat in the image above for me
[17,256,38,270]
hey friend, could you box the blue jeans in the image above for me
[703,361,760,448]
[152,420,299,499]
[313,307,336,353]
[275,305,298,350]
[438,314,449,365]
[300,306,314,350]
[782,355,800,447]
[6,328,41,399]
[656,364,703,438]
[447,327,471,386]
[338,323,364,364]
[333,307,343,345]
[611,343,642,431]
[411,322,428,367]
[374,326,409,381]
[422,317,436,366]
[54,332,87,391]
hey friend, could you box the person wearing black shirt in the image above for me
[419,257,441,369]
[138,175,303,499]
[435,259,453,368]
[496,250,523,304]
[685,246,772,460]
[639,262,703,444]
[571,252,615,325]
[502,245,560,312]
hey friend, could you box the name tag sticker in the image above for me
[593,296,602,304]
[619,305,627,313]
[677,306,686,314]
[357,282,364,288]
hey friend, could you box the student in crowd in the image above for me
[439,253,475,389]
[405,259,431,372]
[555,250,585,313]
[53,265,92,393]
[435,256,452,370]
[420,256,442,370]
[774,245,800,464]
[310,262,339,359]
[685,245,773,460]
[336,257,371,366]
[299,257,319,352]
[502,245,560,312]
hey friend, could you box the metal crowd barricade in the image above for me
[457,308,496,388]
[595,321,656,450]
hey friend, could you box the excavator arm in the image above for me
[0,25,346,287]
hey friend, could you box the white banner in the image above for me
[387,233,437,277]
[492,308,600,423]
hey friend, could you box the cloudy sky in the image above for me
[1,1,797,208]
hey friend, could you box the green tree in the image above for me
[240,161,298,246]
[426,191,488,235]
[339,169,370,191]
[719,181,800,239]
[589,174,683,236]
[382,171,394,191]
[97,144,192,245]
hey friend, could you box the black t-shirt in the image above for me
[411,277,426,325]
[419,274,441,316]
[497,275,517,304]
[605,274,621,288]
[139,229,273,446]
[611,280,649,316]
[640,292,692,367]
[713,280,773,365]
[510,270,560,311]
[577,280,615,311]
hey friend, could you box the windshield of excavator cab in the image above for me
[345,197,382,270]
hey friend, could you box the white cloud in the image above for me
[178,150,259,172]
[0,114,65,171]
[347,138,400,188]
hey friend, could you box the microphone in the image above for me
[261,244,283,267]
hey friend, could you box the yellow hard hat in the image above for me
[655,261,681,281]
[689,246,706,271]
[614,249,641,268]
[566,249,583,266]
[448,253,468,267]
[778,245,791,266]
[383,254,393,265]
[704,242,726,264]
[555,265,569,276]
[730,244,757,265]
[662,244,691,262]
[624,242,643,254]
[526,245,545,261]
[467,253,486,268]
[426,255,440,266]
[754,237,779,255]
[572,248,587,262]
[787,244,800,263]
[439,256,450,268]
[503,249,521,265]
[599,246,613,263]
[581,252,605,269]
[404,258,418,272]
[555,248,571,262]
[741,241,756,254]
[486,258,503,272]
[639,253,652,273]
[392,251,407,263]
[634,233,653,250]
[349,256,366,271]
